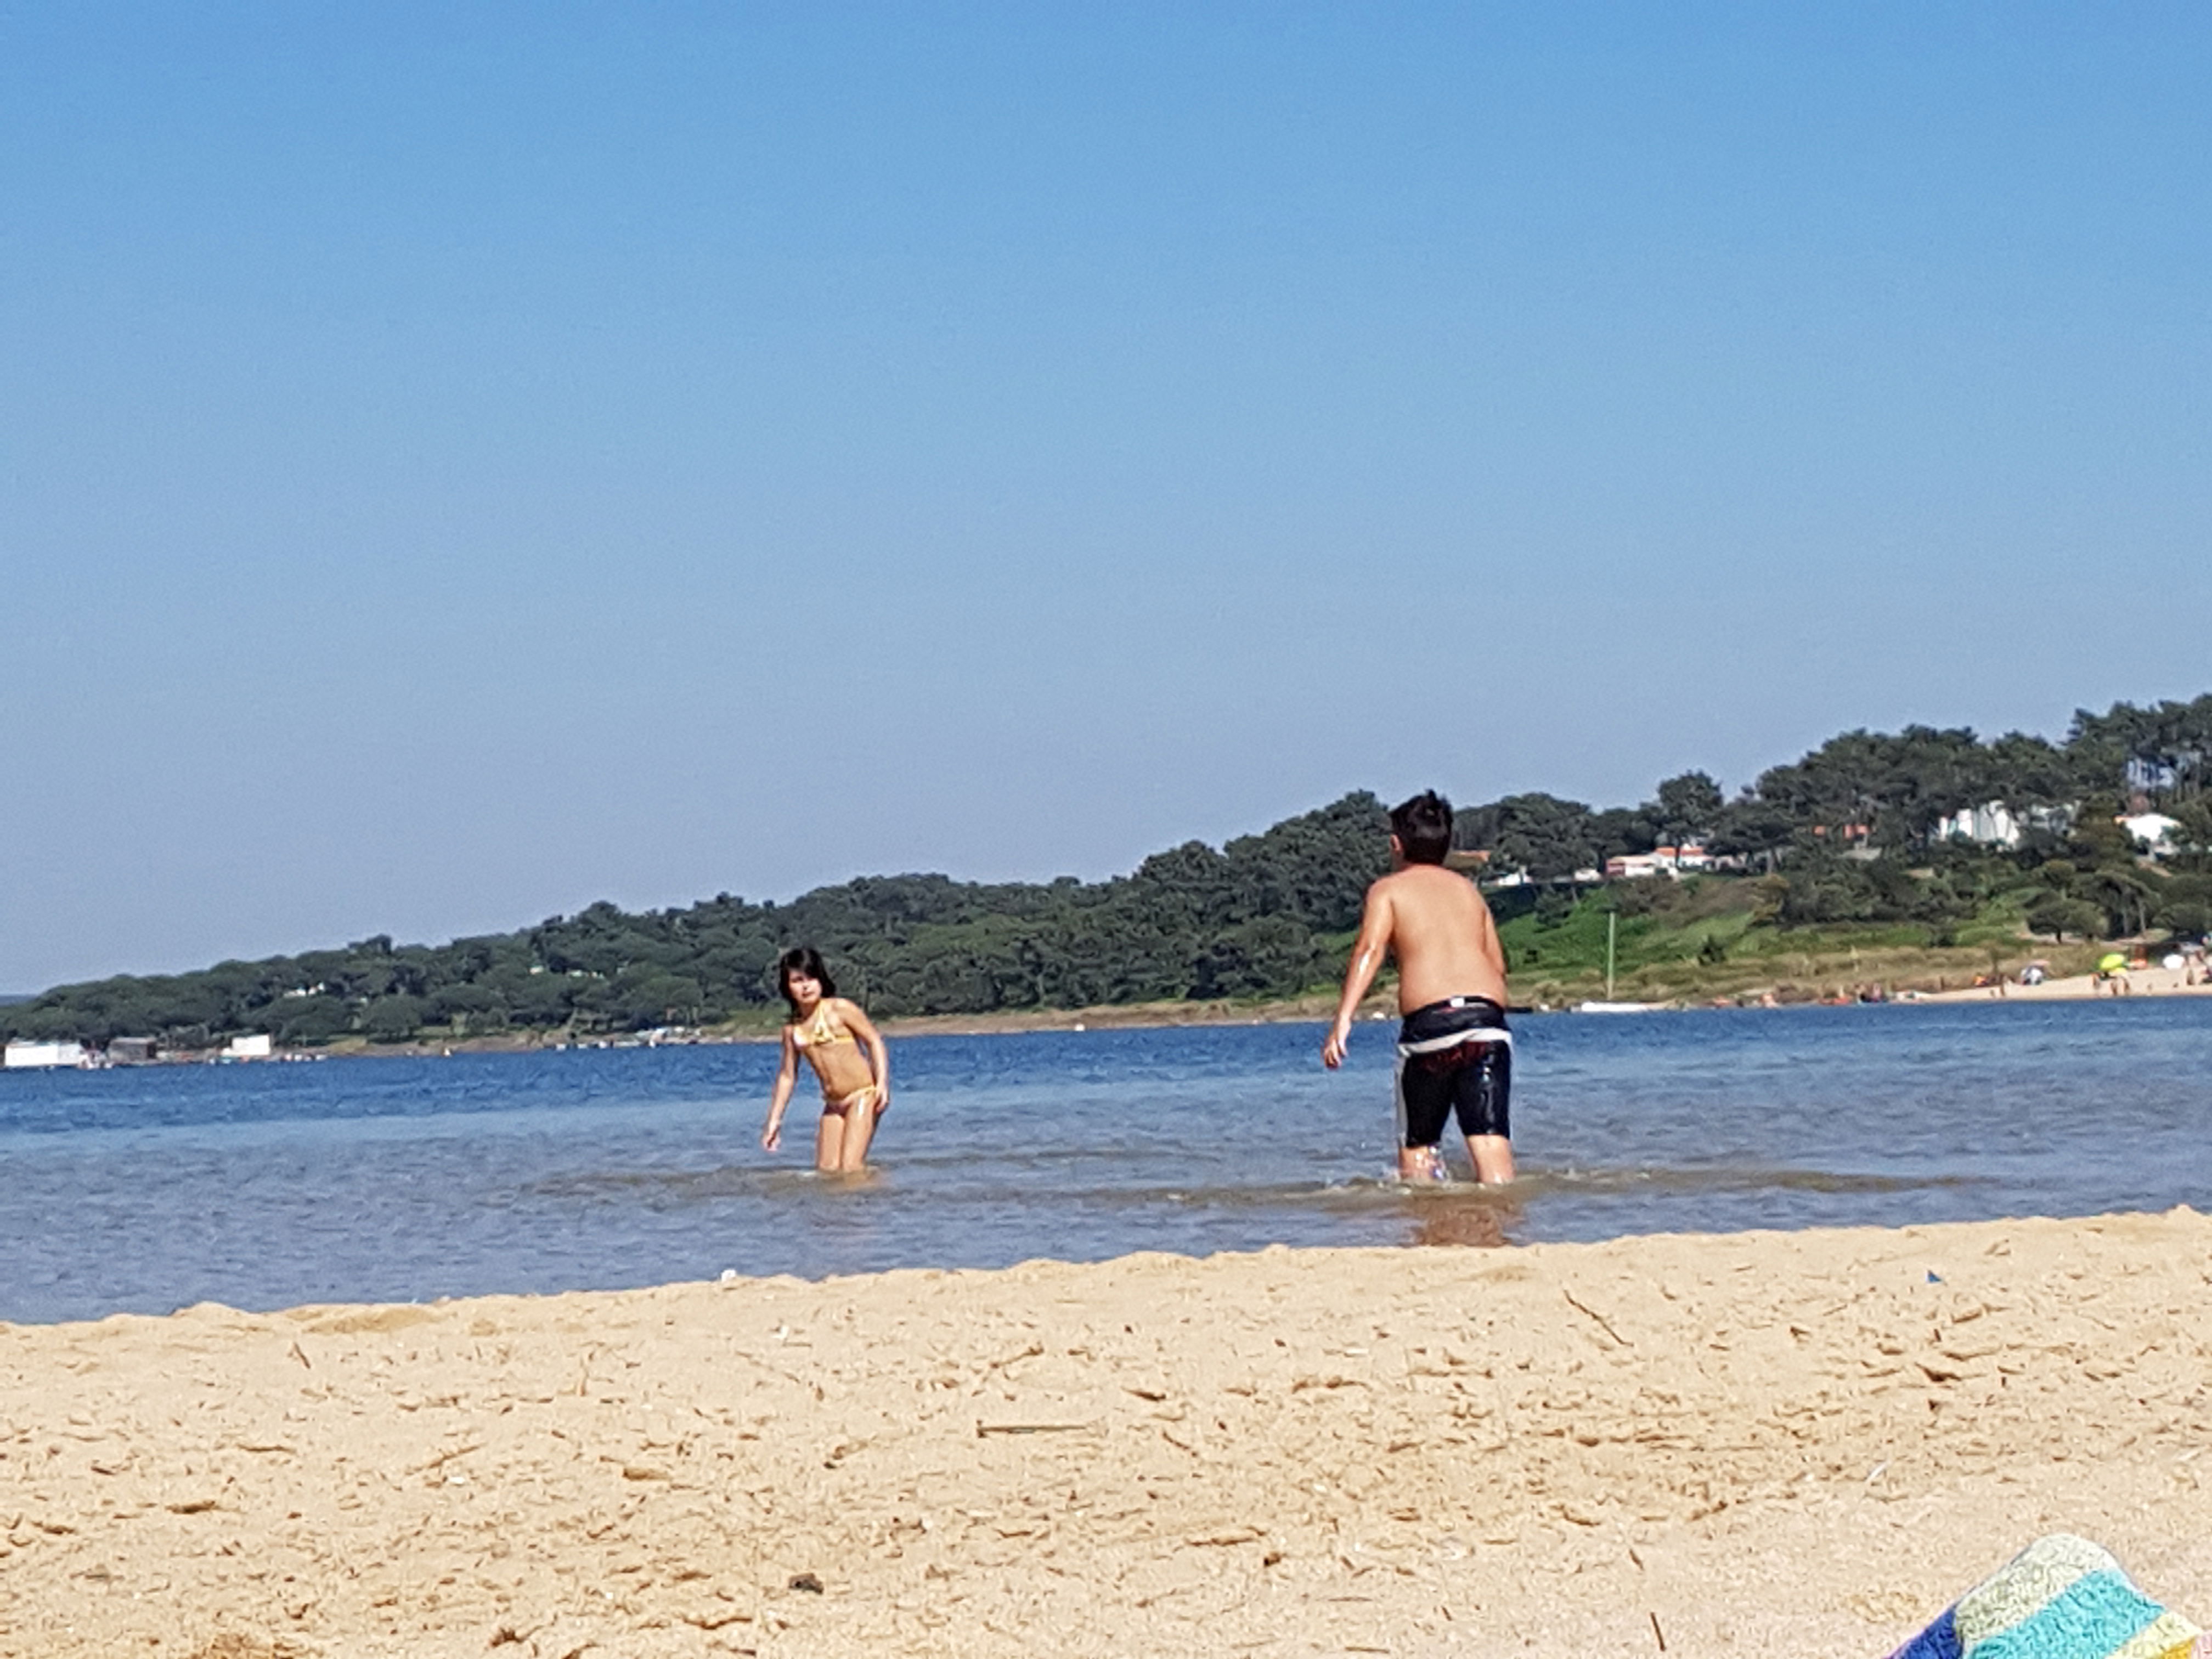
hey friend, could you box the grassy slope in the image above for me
[1495,879,2098,1007]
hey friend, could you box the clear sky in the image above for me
[4,4,2208,991]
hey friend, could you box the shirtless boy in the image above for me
[1321,791,1516,1185]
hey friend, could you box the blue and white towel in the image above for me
[1887,1535,2203,1659]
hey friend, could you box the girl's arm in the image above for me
[762,1028,800,1150]
[840,998,891,1111]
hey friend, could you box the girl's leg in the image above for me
[834,1089,880,1172]
[812,1107,845,1172]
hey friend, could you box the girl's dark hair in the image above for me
[776,945,836,1012]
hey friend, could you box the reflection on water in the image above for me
[1404,1189,1520,1250]
[2,998,2209,1322]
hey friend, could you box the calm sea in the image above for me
[2,1000,2207,1324]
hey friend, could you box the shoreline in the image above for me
[5,1210,2208,1656]
[65,991,1373,1064]
[23,963,2210,1071]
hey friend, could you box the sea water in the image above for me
[1,998,2207,1323]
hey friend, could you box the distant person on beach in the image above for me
[1322,791,1515,1186]
[762,946,891,1173]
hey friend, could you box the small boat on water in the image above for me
[1573,913,1660,1012]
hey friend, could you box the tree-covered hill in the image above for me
[7,693,2210,1048]
[1,794,1391,1047]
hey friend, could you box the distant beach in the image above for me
[1920,961,2212,1005]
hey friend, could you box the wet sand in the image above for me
[4,1210,2209,1658]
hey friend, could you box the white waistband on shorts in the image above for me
[1397,1028,1512,1056]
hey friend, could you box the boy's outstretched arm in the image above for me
[1322,885,1394,1069]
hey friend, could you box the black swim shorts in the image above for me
[1394,996,1511,1148]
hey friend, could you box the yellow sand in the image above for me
[4,1210,2209,1658]
[1924,964,2212,1003]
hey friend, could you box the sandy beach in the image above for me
[1923,964,2212,1005]
[4,1210,2209,1658]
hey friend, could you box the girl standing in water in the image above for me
[761,946,891,1172]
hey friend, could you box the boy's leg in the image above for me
[1396,1052,1453,1182]
[1398,1144,1449,1182]
[1465,1133,1515,1186]
[1456,1043,1515,1186]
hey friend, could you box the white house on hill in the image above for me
[2121,812,2182,855]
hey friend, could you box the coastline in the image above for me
[39,958,2211,1071]
[276,966,2212,1059]
[121,991,1372,1062]
[860,967,2212,1028]
[5,1211,2208,1657]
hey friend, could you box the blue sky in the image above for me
[4,3,2208,990]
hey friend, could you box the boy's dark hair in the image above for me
[1390,791,1454,865]
[776,945,837,1012]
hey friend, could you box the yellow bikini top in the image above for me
[793,1005,854,1050]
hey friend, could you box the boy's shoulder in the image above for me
[1375,862,1462,890]
[1380,863,1487,906]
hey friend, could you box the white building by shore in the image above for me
[4,1040,92,1070]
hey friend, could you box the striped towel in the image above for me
[1888,1535,2204,1659]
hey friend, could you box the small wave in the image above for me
[1116,1165,1986,1212]
[525,1165,879,1203]
[1511,1165,1991,1199]
[520,1160,1984,1214]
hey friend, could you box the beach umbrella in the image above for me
[2097,952,2129,975]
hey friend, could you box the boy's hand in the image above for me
[1321,1021,1352,1069]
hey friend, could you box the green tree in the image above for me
[1485,794,1599,882]
[2024,895,2102,943]
[1709,794,1796,870]
[2081,868,2159,939]
[429,984,506,1034]
[360,995,427,1042]
[1652,771,1724,844]
[272,995,353,1046]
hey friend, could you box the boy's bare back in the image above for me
[1321,792,1516,1184]
[1322,851,1509,1073]
[1364,864,1509,1012]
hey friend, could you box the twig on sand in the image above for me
[1562,1288,1633,1348]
